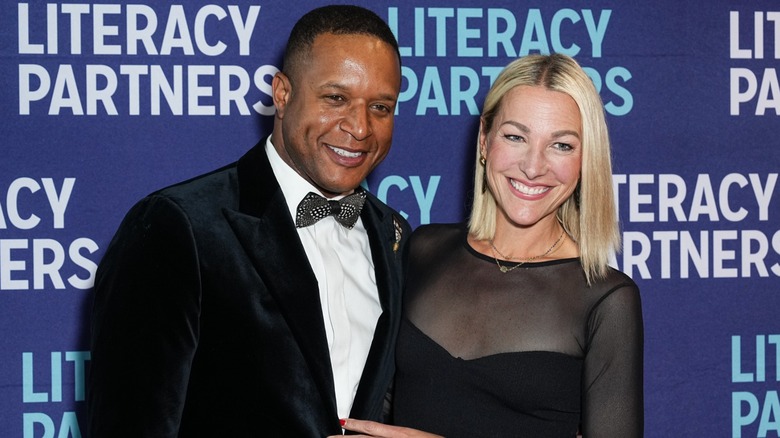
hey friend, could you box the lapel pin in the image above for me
[392,216,402,253]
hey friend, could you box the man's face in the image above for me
[272,33,401,197]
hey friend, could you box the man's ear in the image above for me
[272,72,292,118]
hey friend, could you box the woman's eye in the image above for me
[554,142,573,151]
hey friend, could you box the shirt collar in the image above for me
[265,136,352,221]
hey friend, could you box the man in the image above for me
[87,5,410,437]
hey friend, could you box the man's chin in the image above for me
[320,182,367,198]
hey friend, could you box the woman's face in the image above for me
[481,85,583,230]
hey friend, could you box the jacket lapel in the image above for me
[223,143,338,419]
[221,143,406,423]
[349,197,405,421]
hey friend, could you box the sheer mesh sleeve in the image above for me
[581,282,644,437]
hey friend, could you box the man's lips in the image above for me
[327,144,363,158]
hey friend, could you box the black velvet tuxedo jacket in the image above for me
[87,141,411,437]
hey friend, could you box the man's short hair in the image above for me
[282,5,401,81]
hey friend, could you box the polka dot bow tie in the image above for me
[295,188,367,229]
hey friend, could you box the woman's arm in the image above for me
[581,283,644,437]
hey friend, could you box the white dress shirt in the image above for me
[265,137,381,419]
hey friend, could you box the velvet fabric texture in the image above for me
[88,141,410,437]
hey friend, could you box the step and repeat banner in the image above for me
[1,1,778,437]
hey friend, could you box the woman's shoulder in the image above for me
[585,266,641,309]
[409,222,466,253]
[411,222,465,242]
[602,267,640,292]
[412,222,463,237]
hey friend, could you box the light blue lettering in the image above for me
[758,391,780,437]
[733,392,759,438]
[24,413,54,438]
[390,7,614,60]
[581,67,633,117]
[757,335,766,382]
[377,176,409,220]
[429,8,454,56]
[22,351,92,404]
[450,67,480,116]
[51,352,62,402]
[770,335,780,381]
[386,8,411,57]
[604,66,633,116]
[58,412,82,438]
[457,8,482,57]
[519,9,550,55]
[487,9,516,57]
[414,8,425,56]
[397,66,419,115]
[66,351,91,401]
[733,336,754,383]
[23,412,82,438]
[410,176,440,225]
[551,9,580,56]
[23,352,48,403]
[0,196,6,228]
[416,67,447,115]
[387,7,425,58]
[582,9,611,57]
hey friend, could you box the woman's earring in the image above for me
[480,156,488,192]
[574,181,581,210]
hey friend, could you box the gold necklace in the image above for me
[489,230,566,273]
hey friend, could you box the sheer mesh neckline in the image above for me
[459,230,580,268]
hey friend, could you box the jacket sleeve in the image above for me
[87,195,201,438]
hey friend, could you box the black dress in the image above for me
[393,224,643,437]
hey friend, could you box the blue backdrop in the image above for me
[2,1,779,437]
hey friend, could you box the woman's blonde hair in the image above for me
[468,53,619,284]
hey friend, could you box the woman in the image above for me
[337,54,643,437]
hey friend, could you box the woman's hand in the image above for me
[327,419,444,438]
